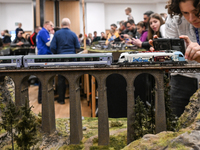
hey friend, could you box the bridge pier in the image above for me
[41,74,56,134]
[155,72,166,133]
[69,74,83,144]
[126,75,135,144]
[98,75,109,146]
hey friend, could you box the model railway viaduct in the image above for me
[1,65,199,145]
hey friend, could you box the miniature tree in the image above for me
[132,96,148,140]
[15,99,39,150]
[146,98,155,134]
[0,99,20,150]
[164,75,178,131]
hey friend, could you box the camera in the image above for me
[153,38,185,54]
[120,34,124,38]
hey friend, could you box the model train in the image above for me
[0,53,113,68]
[0,50,187,69]
[118,51,187,65]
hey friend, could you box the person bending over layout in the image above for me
[165,0,200,117]
[50,18,80,104]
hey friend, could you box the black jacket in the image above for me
[28,32,37,46]
[3,33,11,44]
[126,28,140,39]
[11,37,30,47]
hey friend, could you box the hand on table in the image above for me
[17,42,24,46]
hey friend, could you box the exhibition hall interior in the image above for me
[1,0,200,149]
[0,0,168,119]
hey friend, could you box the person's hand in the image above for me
[123,34,129,38]
[17,42,24,46]
[149,47,155,51]
[149,35,158,47]
[50,29,55,35]
[180,35,200,63]
[132,38,142,48]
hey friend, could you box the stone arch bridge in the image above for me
[0,65,199,146]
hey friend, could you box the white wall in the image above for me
[156,2,168,14]
[0,2,33,33]
[86,3,105,36]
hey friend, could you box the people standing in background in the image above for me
[78,34,83,44]
[88,33,93,44]
[25,33,30,41]
[28,26,42,47]
[108,30,116,43]
[36,20,54,104]
[11,31,30,47]
[125,7,134,21]
[106,24,119,45]
[100,32,107,40]
[2,30,11,46]
[136,21,148,42]
[50,18,80,104]
[36,21,54,55]
[143,11,154,29]
[123,20,140,39]
[93,31,97,39]
[15,23,24,37]
[92,31,100,43]
[1,31,4,39]
[147,13,165,41]
[128,13,165,50]
[119,21,128,34]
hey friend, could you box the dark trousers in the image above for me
[170,75,198,117]
[38,75,66,103]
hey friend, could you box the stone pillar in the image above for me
[14,77,22,106]
[155,71,166,133]
[98,76,109,145]
[20,76,29,106]
[41,75,56,134]
[69,75,83,144]
[127,78,135,144]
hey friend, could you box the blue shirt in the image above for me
[50,28,80,54]
[36,28,52,55]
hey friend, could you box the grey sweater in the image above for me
[165,15,200,79]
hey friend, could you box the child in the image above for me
[125,7,134,21]
[136,21,148,42]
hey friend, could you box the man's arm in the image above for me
[50,35,57,54]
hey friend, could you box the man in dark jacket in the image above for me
[124,20,140,39]
[11,31,30,47]
[50,18,80,104]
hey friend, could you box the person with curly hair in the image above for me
[165,0,200,117]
